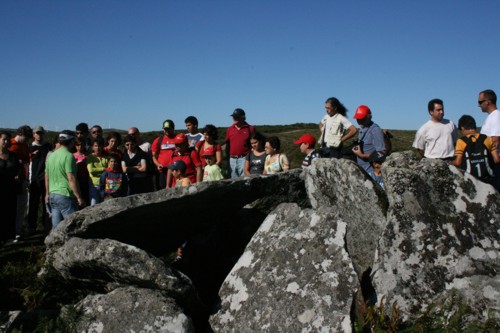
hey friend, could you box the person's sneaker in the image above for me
[13,235,21,243]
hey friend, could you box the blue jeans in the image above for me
[229,157,245,179]
[49,193,78,228]
[89,183,102,206]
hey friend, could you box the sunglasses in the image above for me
[478,100,487,105]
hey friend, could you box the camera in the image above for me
[352,140,363,152]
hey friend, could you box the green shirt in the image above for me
[45,147,77,197]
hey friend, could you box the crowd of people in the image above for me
[1,89,499,245]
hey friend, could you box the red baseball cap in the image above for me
[174,133,188,144]
[353,105,371,119]
[294,134,316,146]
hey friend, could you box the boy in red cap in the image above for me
[166,133,202,187]
[294,134,321,168]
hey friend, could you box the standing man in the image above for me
[128,127,151,153]
[90,125,103,139]
[152,120,176,188]
[225,108,255,178]
[351,105,386,176]
[75,123,92,151]
[9,125,32,241]
[413,98,457,160]
[45,130,85,229]
[27,126,52,234]
[478,89,500,190]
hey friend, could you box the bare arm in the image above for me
[195,166,202,183]
[67,172,85,207]
[342,125,358,143]
[244,158,251,176]
[452,154,463,167]
[216,150,222,166]
[45,172,50,204]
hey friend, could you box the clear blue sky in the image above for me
[1,0,499,132]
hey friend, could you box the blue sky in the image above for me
[1,0,499,132]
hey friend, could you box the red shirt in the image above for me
[225,123,254,156]
[170,148,202,187]
[9,138,30,180]
[152,135,176,167]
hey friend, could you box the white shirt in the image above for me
[320,113,353,147]
[480,109,500,137]
[413,119,457,158]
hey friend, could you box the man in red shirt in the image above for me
[9,125,32,241]
[152,119,176,189]
[167,133,202,187]
[225,108,255,178]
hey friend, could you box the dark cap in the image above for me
[230,108,246,118]
[167,160,187,173]
[163,119,175,129]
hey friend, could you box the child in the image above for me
[368,153,386,190]
[168,160,191,187]
[452,115,500,185]
[202,147,224,181]
[294,134,320,168]
[185,116,204,148]
[99,155,128,200]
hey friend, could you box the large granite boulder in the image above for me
[372,152,500,322]
[69,286,194,333]
[305,158,388,276]
[210,203,358,332]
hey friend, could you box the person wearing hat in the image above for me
[152,119,177,189]
[368,152,386,190]
[45,130,86,229]
[202,146,224,181]
[225,108,256,179]
[9,125,32,241]
[167,160,191,188]
[166,133,202,188]
[351,105,386,175]
[294,133,321,168]
[412,98,457,160]
[27,125,52,234]
[319,97,357,158]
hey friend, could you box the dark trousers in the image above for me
[27,180,47,231]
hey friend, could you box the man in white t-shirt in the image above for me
[413,98,457,160]
[478,89,500,190]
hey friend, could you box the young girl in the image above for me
[263,136,289,175]
[87,137,109,205]
[244,131,267,176]
[73,138,90,205]
[167,160,191,188]
[202,148,224,181]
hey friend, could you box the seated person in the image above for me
[294,134,320,168]
[168,160,191,188]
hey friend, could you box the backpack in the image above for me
[383,130,393,156]
[460,134,494,181]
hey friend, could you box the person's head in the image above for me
[353,105,372,127]
[75,123,89,139]
[91,137,105,154]
[457,115,477,132]
[265,136,281,155]
[32,125,46,143]
[107,154,120,171]
[90,125,103,138]
[168,160,187,177]
[16,125,33,143]
[478,89,497,113]
[127,127,140,143]
[123,135,137,152]
[74,138,87,153]
[250,131,265,152]
[325,97,347,117]
[162,119,175,136]
[202,147,217,166]
[428,98,444,122]
[185,116,199,134]
[369,152,386,170]
[58,130,75,148]
[106,132,122,149]
[294,134,316,154]
[230,108,246,125]
[202,124,218,143]
[174,133,188,153]
[0,130,11,151]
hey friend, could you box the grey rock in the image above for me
[305,158,388,276]
[51,238,200,310]
[373,152,500,320]
[71,286,194,333]
[210,203,358,333]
